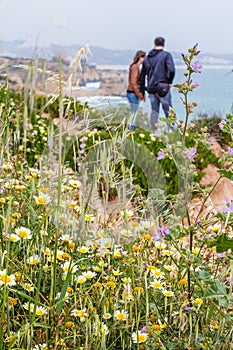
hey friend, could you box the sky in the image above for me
[0,0,233,55]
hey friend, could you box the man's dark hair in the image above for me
[154,37,165,46]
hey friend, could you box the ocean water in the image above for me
[78,67,233,122]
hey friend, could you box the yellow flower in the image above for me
[0,269,16,286]
[114,310,127,321]
[84,213,95,221]
[142,234,152,242]
[5,331,15,343]
[94,281,102,288]
[11,212,21,218]
[103,312,112,319]
[69,179,82,189]
[15,184,26,191]
[40,230,48,236]
[83,271,96,280]
[14,271,23,282]
[27,255,40,265]
[22,283,34,292]
[0,198,6,204]
[134,286,144,294]
[194,298,203,306]
[114,250,123,259]
[62,261,77,274]
[210,320,219,329]
[76,275,86,284]
[29,168,39,177]
[162,290,174,297]
[152,269,164,278]
[132,331,148,343]
[133,245,141,252]
[2,162,13,170]
[9,233,20,242]
[64,287,72,294]
[106,280,116,288]
[112,269,122,276]
[65,321,74,329]
[151,324,163,332]
[35,306,47,316]
[154,241,167,250]
[122,277,131,284]
[8,297,17,309]
[34,193,51,205]
[71,308,87,321]
[150,280,163,289]
[120,209,134,218]
[15,226,32,240]
[164,265,175,272]
[79,246,89,254]
[178,279,188,286]
[139,133,145,139]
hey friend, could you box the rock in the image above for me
[200,163,233,213]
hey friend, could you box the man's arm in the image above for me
[166,53,175,84]
[140,63,147,96]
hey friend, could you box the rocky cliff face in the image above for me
[0,56,128,97]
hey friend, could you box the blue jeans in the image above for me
[149,90,172,130]
[126,91,140,114]
[126,91,140,130]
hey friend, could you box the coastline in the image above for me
[97,64,233,70]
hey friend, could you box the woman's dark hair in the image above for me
[131,50,146,65]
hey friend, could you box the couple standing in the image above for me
[126,36,175,130]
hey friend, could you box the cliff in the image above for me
[0,56,128,97]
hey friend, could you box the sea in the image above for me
[78,66,233,122]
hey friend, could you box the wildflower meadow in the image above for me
[0,44,233,350]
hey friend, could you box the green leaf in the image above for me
[217,169,233,180]
[205,280,227,300]
[210,234,233,253]
[34,323,52,329]
[56,269,72,314]
[194,268,212,280]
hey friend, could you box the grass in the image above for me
[0,45,233,350]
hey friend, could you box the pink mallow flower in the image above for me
[186,147,197,162]
[218,120,226,130]
[157,149,165,160]
[227,146,233,156]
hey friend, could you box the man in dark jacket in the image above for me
[140,37,175,130]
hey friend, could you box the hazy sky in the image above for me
[1,0,233,54]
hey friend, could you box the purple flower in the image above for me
[228,146,233,156]
[156,226,169,236]
[193,43,201,55]
[193,81,200,88]
[218,120,226,130]
[157,149,165,160]
[140,326,147,333]
[80,143,86,149]
[152,233,162,242]
[154,129,162,137]
[184,306,193,311]
[213,251,226,258]
[186,147,197,162]
[222,199,233,213]
[191,61,203,73]
[226,276,233,285]
[80,136,88,142]
[173,87,180,92]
